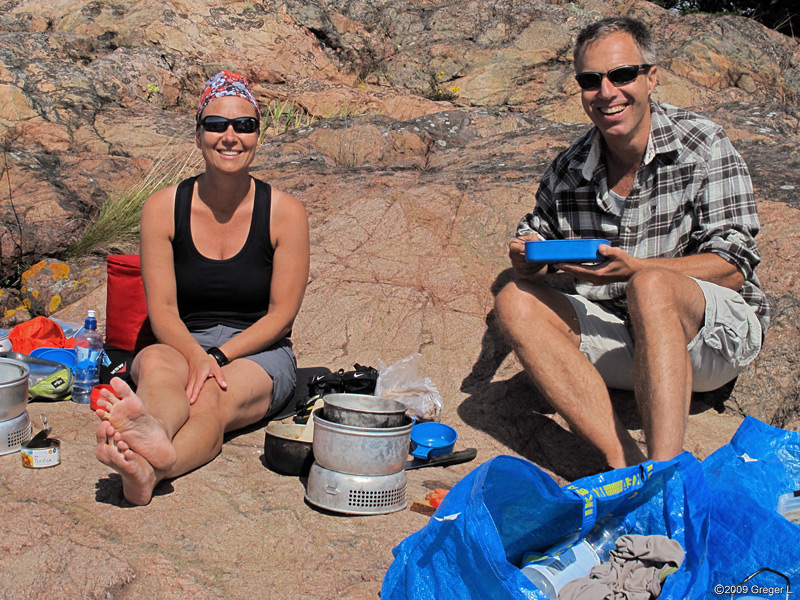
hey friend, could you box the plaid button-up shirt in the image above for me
[518,101,769,333]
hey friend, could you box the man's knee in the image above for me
[628,268,673,299]
[495,279,582,346]
[495,280,552,326]
[495,280,524,319]
[627,269,699,311]
[627,269,705,338]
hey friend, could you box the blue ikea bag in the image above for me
[382,452,710,600]
[701,417,800,596]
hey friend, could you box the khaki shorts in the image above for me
[564,278,763,392]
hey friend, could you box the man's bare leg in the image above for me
[495,279,645,468]
[627,269,706,461]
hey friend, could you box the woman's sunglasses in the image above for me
[198,116,260,134]
[575,64,653,91]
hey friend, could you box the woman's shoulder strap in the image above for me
[253,176,272,204]
[251,177,273,251]
[175,175,199,200]
[173,175,199,236]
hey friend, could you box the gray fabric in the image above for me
[190,324,297,415]
[559,534,684,600]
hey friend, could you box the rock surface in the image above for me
[0,0,799,598]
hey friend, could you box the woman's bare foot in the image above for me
[95,421,158,505]
[96,377,178,471]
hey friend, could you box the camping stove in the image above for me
[305,461,407,515]
[0,410,32,455]
[305,407,409,515]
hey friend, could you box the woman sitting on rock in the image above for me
[95,71,310,505]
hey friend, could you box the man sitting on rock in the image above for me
[495,17,769,468]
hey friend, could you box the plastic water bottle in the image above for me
[521,514,636,600]
[73,310,104,404]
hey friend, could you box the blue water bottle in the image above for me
[72,310,104,404]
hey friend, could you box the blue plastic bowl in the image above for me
[30,347,77,371]
[410,422,458,460]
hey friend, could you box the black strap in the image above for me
[207,346,230,367]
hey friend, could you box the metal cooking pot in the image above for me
[312,408,412,476]
[263,421,314,476]
[323,393,407,428]
[0,358,30,422]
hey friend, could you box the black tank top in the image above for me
[172,175,274,330]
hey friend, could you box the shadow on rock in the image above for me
[458,270,610,481]
[459,369,610,482]
[95,473,174,506]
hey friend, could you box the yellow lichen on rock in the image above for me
[21,262,45,282]
[49,263,71,280]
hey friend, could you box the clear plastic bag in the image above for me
[374,353,443,421]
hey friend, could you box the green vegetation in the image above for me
[649,0,796,37]
[67,142,202,258]
[424,71,462,102]
[262,99,317,135]
[0,262,31,289]
[325,100,368,119]
[1,127,25,281]
[145,83,160,100]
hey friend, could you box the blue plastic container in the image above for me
[524,239,609,263]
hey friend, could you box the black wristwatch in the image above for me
[207,346,230,367]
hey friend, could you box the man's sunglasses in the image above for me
[198,116,260,134]
[575,64,653,90]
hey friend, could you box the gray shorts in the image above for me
[564,278,763,392]
[190,324,297,414]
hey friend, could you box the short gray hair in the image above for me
[574,17,657,66]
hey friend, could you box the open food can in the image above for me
[21,437,61,468]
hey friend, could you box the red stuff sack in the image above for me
[105,255,156,352]
[9,316,76,355]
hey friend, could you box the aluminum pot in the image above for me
[0,358,30,421]
[323,393,407,428]
[312,408,412,476]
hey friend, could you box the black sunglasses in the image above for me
[198,116,260,134]
[575,64,653,90]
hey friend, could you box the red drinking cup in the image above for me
[90,384,121,411]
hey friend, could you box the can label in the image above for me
[21,441,61,468]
